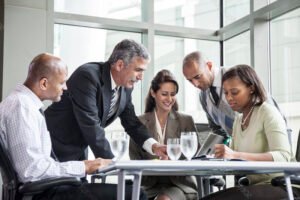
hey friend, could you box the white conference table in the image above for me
[97,160,300,200]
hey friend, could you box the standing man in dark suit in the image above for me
[45,39,167,162]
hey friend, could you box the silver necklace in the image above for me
[241,106,255,126]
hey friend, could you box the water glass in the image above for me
[180,132,198,161]
[110,131,128,161]
[167,138,181,160]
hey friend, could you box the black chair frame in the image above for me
[0,138,81,200]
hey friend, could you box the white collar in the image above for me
[16,84,44,110]
[110,71,119,91]
[212,67,223,88]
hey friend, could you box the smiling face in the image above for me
[151,82,177,113]
[183,61,213,91]
[223,77,254,113]
[118,57,148,88]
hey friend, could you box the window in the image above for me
[54,0,141,21]
[224,31,250,67]
[52,0,300,138]
[223,0,250,26]
[154,0,219,29]
[270,8,300,146]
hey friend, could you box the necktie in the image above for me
[107,87,119,119]
[210,86,219,105]
[39,108,59,161]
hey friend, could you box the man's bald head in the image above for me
[26,53,66,83]
[24,53,68,102]
[182,51,214,91]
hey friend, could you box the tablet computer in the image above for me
[194,132,224,157]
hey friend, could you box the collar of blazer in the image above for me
[141,110,180,144]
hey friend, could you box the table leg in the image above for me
[196,176,204,198]
[285,175,294,200]
[117,170,126,200]
[203,177,211,196]
[131,171,142,200]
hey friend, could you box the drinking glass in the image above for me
[110,131,128,161]
[180,132,198,161]
[167,138,181,161]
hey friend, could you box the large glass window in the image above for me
[52,0,300,149]
[271,8,300,145]
[154,35,219,123]
[154,0,219,29]
[224,31,251,67]
[223,0,250,25]
[54,0,141,21]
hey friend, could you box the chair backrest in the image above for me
[195,123,210,132]
[0,138,20,200]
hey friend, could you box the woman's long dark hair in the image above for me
[222,64,267,106]
[144,69,179,113]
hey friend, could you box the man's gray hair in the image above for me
[108,39,150,66]
[182,51,207,69]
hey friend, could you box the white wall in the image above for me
[3,0,48,98]
[1,0,48,198]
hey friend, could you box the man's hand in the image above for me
[84,158,112,174]
[152,143,168,160]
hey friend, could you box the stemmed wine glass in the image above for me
[167,138,181,160]
[180,132,198,161]
[110,131,128,161]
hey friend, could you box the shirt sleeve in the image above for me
[6,103,86,183]
[263,104,293,162]
[142,138,157,155]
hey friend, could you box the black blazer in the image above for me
[45,62,151,161]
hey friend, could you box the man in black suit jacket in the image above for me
[45,39,167,162]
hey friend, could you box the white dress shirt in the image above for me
[0,85,85,183]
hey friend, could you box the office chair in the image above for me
[271,129,300,188]
[0,139,81,200]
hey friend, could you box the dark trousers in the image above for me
[33,183,147,200]
[201,184,300,200]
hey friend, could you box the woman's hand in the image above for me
[214,144,236,159]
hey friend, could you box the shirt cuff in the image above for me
[143,138,158,155]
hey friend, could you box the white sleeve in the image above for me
[6,103,85,183]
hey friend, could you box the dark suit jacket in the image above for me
[45,62,151,161]
[129,110,198,195]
